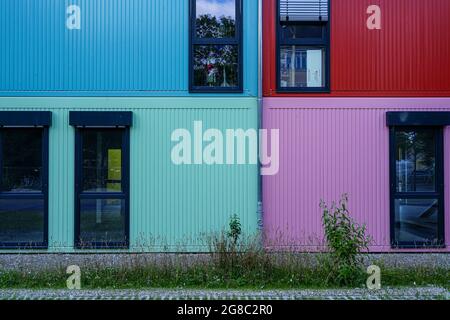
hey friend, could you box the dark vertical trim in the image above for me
[389,126,396,247]
[437,127,446,245]
[42,128,49,248]
[74,128,81,248]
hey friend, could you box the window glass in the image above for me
[280,46,325,88]
[394,199,439,244]
[0,199,44,244]
[193,45,238,87]
[396,129,436,192]
[280,24,325,41]
[195,0,236,38]
[82,130,122,193]
[79,199,126,245]
[1,129,42,192]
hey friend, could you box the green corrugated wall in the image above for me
[0,97,259,252]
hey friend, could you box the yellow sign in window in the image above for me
[107,149,122,192]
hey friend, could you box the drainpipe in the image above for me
[257,0,264,232]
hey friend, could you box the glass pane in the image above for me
[280,46,325,88]
[396,129,436,192]
[79,199,126,245]
[1,129,42,192]
[0,199,44,244]
[196,0,236,38]
[394,199,439,244]
[82,130,123,193]
[280,24,325,41]
[193,45,238,87]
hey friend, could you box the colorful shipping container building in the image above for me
[0,0,449,253]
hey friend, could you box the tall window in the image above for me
[0,112,50,249]
[71,112,131,249]
[190,0,243,92]
[277,0,330,92]
[390,127,445,248]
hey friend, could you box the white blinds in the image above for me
[280,0,329,22]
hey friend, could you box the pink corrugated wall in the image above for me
[263,98,450,252]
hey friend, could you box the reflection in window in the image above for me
[82,130,122,193]
[280,47,325,88]
[395,199,439,245]
[196,0,236,38]
[76,127,128,249]
[79,199,126,244]
[190,0,241,92]
[193,45,238,87]
[280,24,325,41]
[0,199,44,244]
[1,129,42,192]
[396,129,436,192]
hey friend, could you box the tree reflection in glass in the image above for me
[193,45,238,87]
[195,0,236,38]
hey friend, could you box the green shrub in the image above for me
[320,194,372,286]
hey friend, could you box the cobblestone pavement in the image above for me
[0,287,448,300]
[1,253,449,272]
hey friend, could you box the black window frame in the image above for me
[276,0,330,93]
[0,112,51,250]
[189,0,243,93]
[71,112,131,250]
[389,126,445,249]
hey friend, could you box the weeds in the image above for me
[320,194,372,286]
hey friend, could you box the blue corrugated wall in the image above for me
[0,0,258,96]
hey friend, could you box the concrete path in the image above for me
[0,287,448,300]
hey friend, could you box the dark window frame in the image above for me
[74,127,130,250]
[0,127,49,249]
[276,0,330,93]
[189,0,243,93]
[389,126,445,248]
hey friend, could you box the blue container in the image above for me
[0,0,258,96]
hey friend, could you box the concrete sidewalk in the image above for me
[0,287,448,300]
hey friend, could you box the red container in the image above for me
[263,0,450,97]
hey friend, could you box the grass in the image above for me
[0,255,448,290]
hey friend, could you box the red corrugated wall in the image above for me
[263,0,450,97]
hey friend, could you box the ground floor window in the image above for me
[71,111,132,249]
[390,126,445,248]
[0,112,51,249]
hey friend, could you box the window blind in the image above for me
[280,0,329,22]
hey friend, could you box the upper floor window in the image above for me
[190,0,243,93]
[277,0,330,92]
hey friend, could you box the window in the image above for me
[0,112,51,249]
[277,0,330,92]
[71,112,131,249]
[390,127,445,248]
[190,0,243,92]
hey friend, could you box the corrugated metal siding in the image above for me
[0,97,259,252]
[0,0,258,96]
[263,98,450,252]
[263,0,450,96]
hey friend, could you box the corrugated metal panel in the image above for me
[263,98,450,252]
[0,0,258,96]
[0,97,259,252]
[263,0,450,96]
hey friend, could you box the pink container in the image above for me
[263,98,450,252]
